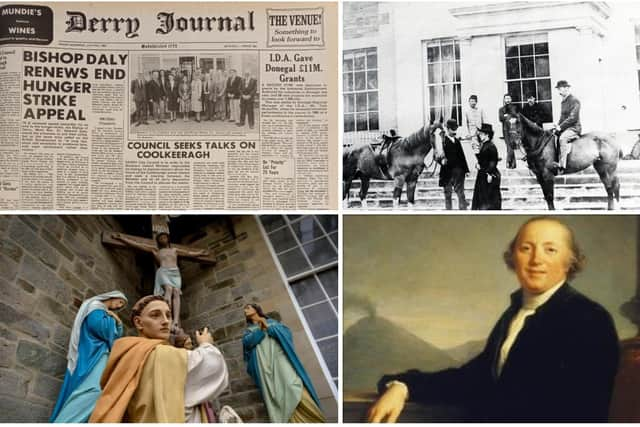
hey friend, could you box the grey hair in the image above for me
[503,217,586,281]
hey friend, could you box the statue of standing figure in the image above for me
[243,303,326,423]
[50,291,128,423]
[114,232,208,332]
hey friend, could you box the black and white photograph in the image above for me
[342,2,640,210]
[129,52,259,137]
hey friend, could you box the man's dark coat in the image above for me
[146,79,164,103]
[522,102,544,127]
[559,94,582,134]
[379,283,619,422]
[439,135,469,187]
[226,75,242,99]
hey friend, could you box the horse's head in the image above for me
[504,112,551,157]
[400,121,445,156]
[428,121,446,158]
[503,112,524,149]
[429,121,445,145]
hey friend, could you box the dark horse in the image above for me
[505,113,622,210]
[343,123,444,208]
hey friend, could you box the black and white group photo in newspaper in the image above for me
[342,1,640,210]
[129,52,259,134]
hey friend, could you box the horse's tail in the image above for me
[343,144,368,180]
[343,147,355,179]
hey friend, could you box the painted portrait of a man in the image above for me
[343,216,639,422]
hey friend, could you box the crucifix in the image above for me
[102,216,216,334]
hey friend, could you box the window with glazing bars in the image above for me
[343,48,379,133]
[505,34,553,123]
[259,215,339,389]
[424,39,462,125]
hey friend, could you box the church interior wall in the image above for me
[0,215,141,422]
[178,215,338,422]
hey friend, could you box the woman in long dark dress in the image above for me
[471,123,502,210]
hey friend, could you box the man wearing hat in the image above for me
[463,95,486,141]
[439,118,469,210]
[553,80,581,175]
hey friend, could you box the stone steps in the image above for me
[348,177,640,191]
[345,160,640,210]
[349,182,640,197]
[346,192,640,210]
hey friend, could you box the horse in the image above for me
[343,123,444,208]
[505,112,622,210]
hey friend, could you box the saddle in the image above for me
[624,139,640,160]
[553,131,580,161]
[374,135,401,179]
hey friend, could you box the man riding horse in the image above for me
[502,87,621,210]
[553,80,581,175]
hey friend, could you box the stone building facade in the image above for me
[343,2,640,147]
[179,215,338,422]
[0,215,338,422]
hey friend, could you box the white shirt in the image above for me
[463,106,486,137]
[391,280,566,398]
[497,280,566,375]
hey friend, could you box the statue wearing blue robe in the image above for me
[50,308,123,422]
[243,318,324,422]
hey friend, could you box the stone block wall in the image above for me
[343,2,381,40]
[0,215,141,422]
[0,215,338,422]
[180,216,338,422]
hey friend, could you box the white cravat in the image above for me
[497,280,565,375]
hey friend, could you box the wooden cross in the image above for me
[101,216,216,340]
[101,231,217,265]
[102,214,215,264]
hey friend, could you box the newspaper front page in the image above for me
[0,2,338,210]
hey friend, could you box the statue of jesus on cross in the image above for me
[113,232,209,332]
